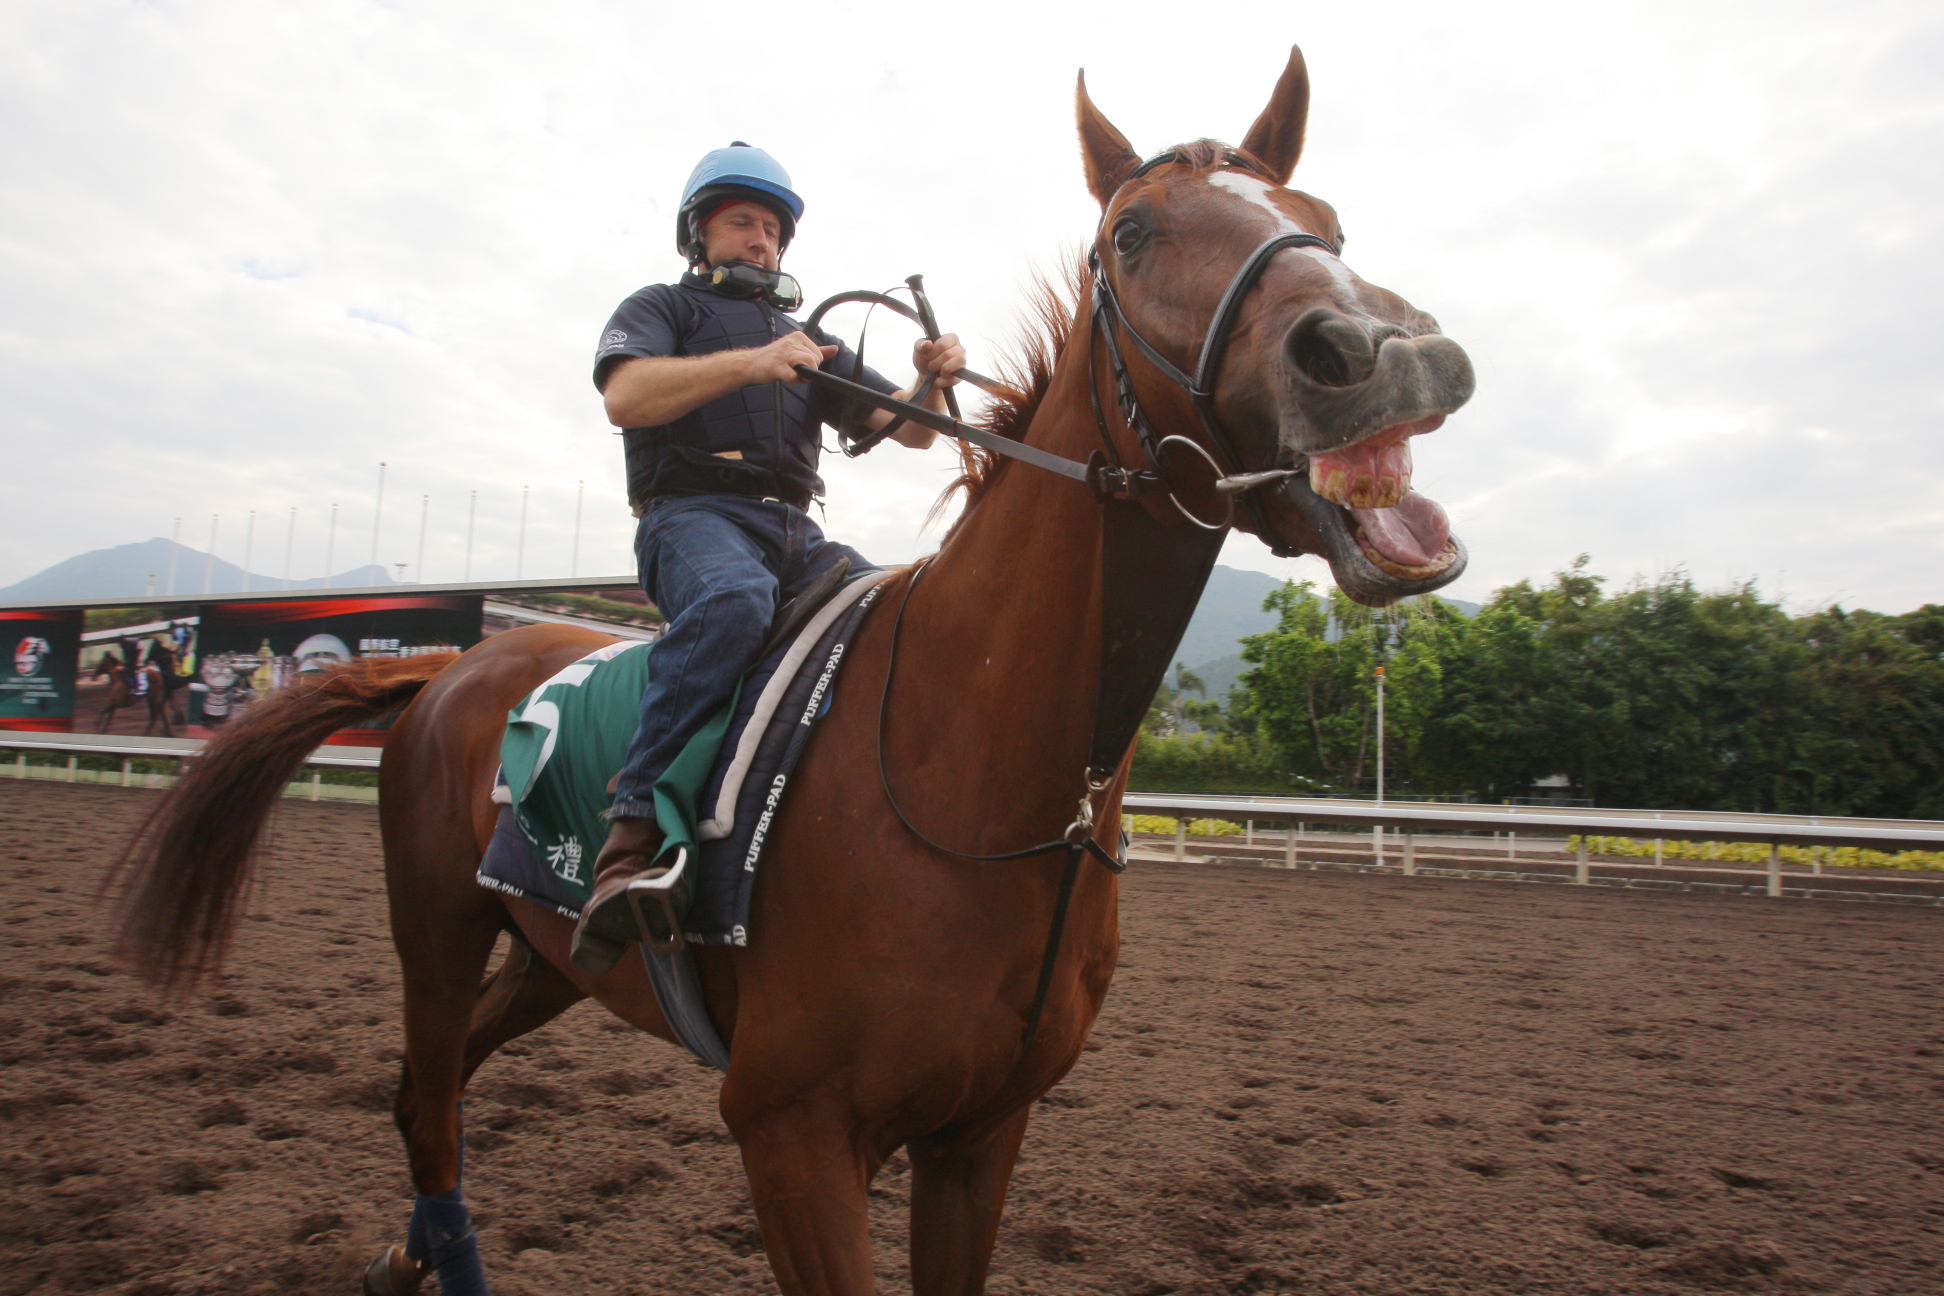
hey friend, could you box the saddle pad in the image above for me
[478,569,894,947]
[477,807,731,1071]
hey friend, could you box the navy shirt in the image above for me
[595,272,900,510]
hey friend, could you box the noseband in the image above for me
[1087,149,1342,545]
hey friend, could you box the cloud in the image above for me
[0,0,1939,615]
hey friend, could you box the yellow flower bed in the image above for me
[1126,815,1244,838]
[1566,835,1944,872]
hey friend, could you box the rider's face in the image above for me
[701,201,783,271]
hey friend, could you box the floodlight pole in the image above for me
[370,461,387,584]
[167,517,181,595]
[572,480,584,577]
[465,490,477,582]
[517,485,528,580]
[415,495,428,584]
[202,514,219,594]
[241,510,256,593]
[1375,665,1385,805]
[1374,664,1386,865]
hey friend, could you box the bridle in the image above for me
[794,152,1341,535]
[1085,149,1341,548]
[783,152,1346,1075]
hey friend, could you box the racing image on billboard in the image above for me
[0,609,83,733]
[74,613,201,737]
[190,595,483,743]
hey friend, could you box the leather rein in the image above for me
[787,151,1342,1073]
[793,149,1341,536]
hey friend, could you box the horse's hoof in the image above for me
[362,1245,429,1296]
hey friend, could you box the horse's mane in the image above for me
[929,253,1088,538]
[928,144,1242,536]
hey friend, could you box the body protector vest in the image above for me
[594,272,899,511]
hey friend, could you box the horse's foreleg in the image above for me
[460,929,586,1082]
[728,1095,880,1296]
[907,1107,1032,1296]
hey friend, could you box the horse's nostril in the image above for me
[1285,309,1376,388]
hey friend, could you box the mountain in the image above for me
[1174,568,1484,699]
[1174,566,1289,667]
[0,537,395,603]
[1180,653,1250,706]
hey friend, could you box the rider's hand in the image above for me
[752,333,839,384]
[913,333,966,387]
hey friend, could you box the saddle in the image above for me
[478,565,895,1064]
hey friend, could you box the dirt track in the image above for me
[3,779,1942,1296]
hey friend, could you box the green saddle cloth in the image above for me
[499,639,736,906]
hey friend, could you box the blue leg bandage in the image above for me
[405,1122,487,1296]
[406,1185,489,1296]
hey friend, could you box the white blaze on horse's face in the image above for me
[1073,42,1476,605]
[1204,171,1358,300]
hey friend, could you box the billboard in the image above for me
[0,609,82,732]
[190,595,483,743]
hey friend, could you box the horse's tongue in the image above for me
[1350,492,1450,567]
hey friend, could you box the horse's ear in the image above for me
[1239,45,1311,185]
[1076,70,1141,208]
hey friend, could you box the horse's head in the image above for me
[1078,47,1474,606]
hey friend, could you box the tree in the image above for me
[1239,581,1457,791]
[1178,558,1944,816]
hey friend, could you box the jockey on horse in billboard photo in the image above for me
[573,142,966,972]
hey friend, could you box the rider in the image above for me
[571,142,964,973]
[118,633,148,694]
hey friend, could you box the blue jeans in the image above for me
[608,495,871,820]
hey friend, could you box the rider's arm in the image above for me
[601,332,837,428]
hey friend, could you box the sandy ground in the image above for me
[3,779,1942,1296]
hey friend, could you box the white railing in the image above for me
[1122,792,1944,899]
[6,734,1942,893]
[0,732,381,801]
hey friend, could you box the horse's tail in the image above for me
[109,653,460,992]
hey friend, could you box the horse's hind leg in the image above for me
[372,928,586,1294]
[462,929,587,1077]
[907,1108,1032,1296]
[366,848,504,1296]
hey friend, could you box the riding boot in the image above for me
[569,815,689,973]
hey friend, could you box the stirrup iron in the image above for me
[624,847,689,953]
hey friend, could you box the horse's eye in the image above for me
[1112,218,1145,257]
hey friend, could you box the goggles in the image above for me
[708,260,804,313]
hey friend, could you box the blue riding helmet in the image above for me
[676,142,805,263]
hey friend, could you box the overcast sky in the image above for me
[3,0,1940,612]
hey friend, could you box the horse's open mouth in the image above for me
[1271,416,1466,604]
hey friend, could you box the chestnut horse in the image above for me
[113,46,1473,1296]
[93,652,178,737]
